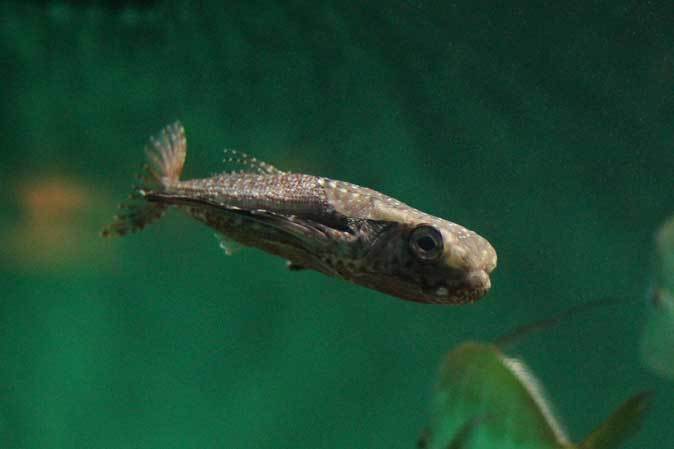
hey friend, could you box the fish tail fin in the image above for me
[578,391,652,449]
[101,122,187,237]
[144,121,187,188]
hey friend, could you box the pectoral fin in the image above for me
[214,233,242,256]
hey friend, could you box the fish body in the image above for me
[641,216,674,379]
[421,342,650,449]
[103,122,497,304]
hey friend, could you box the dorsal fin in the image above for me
[222,149,284,174]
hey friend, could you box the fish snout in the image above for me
[464,269,491,292]
[438,269,492,304]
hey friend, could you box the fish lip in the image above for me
[419,285,490,304]
[449,287,490,304]
[426,270,492,304]
[461,286,490,303]
[465,269,491,291]
[352,268,492,304]
[417,288,489,305]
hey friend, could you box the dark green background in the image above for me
[1,1,673,448]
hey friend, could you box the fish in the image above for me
[420,341,651,449]
[102,122,497,304]
[640,216,674,380]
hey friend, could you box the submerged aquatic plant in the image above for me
[641,216,674,380]
[421,311,651,449]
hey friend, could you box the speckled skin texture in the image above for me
[111,123,497,304]
[154,173,496,304]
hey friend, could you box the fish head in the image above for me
[358,218,497,304]
[320,180,496,304]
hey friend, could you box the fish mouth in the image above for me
[464,269,491,292]
[428,270,492,304]
[429,286,490,304]
[350,269,492,305]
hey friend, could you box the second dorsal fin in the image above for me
[222,149,284,174]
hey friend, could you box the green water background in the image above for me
[1,1,673,448]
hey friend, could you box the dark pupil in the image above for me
[417,235,436,252]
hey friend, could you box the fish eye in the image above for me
[409,225,443,261]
